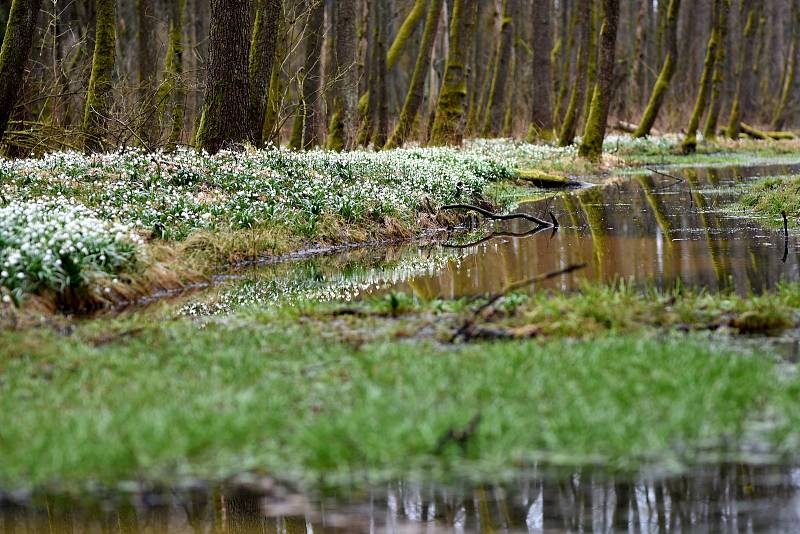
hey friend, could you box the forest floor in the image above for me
[3,135,800,494]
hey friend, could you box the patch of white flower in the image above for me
[0,145,516,240]
[0,200,142,297]
[464,138,579,168]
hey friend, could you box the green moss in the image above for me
[515,168,569,186]
[82,0,117,152]
[633,0,680,138]
[682,8,720,155]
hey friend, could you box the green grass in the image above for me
[2,282,800,491]
[734,175,800,224]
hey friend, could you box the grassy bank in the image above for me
[2,282,800,491]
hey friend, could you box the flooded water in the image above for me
[174,161,800,316]
[4,464,800,533]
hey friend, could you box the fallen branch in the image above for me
[740,123,794,141]
[451,263,587,342]
[441,204,553,227]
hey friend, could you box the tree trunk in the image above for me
[528,0,554,140]
[682,0,721,154]
[558,0,590,146]
[166,0,186,149]
[373,0,389,148]
[248,0,282,147]
[633,0,680,138]
[0,0,42,144]
[430,0,476,146]
[726,0,755,139]
[289,0,325,149]
[195,0,251,154]
[579,0,620,161]
[136,0,157,145]
[630,0,647,108]
[384,0,444,149]
[482,0,517,136]
[83,0,117,152]
[326,0,358,150]
[771,0,799,131]
[703,0,730,140]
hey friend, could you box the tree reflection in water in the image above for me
[3,463,800,533]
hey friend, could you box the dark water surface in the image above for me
[4,464,800,533]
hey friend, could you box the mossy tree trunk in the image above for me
[527,0,554,141]
[384,0,444,149]
[136,0,157,145]
[771,0,800,131]
[632,0,681,138]
[372,0,389,148]
[629,0,647,108]
[682,0,721,154]
[0,0,42,144]
[726,0,756,139]
[356,0,427,127]
[553,3,576,128]
[357,0,389,147]
[262,12,288,145]
[430,0,476,146]
[557,0,590,146]
[195,0,250,154]
[326,0,358,150]
[482,0,517,137]
[289,0,325,149]
[703,0,730,141]
[581,0,598,127]
[578,0,620,161]
[466,1,493,135]
[247,0,282,147]
[82,0,117,152]
[156,0,187,150]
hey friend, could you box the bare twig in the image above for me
[782,210,789,264]
[441,204,553,227]
[451,264,587,342]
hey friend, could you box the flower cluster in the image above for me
[0,145,516,240]
[0,201,142,298]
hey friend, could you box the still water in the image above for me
[174,162,800,316]
[3,464,800,532]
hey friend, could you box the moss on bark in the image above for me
[682,5,720,155]
[82,0,117,152]
[632,0,681,138]
[430,0,476,146]
[579,0,620,162]
[558,0,591,147]
[248,0,282,147]
[0,0,43,144]
[726,3,756,139]
[703,0,730,140]
[384,0,443,149]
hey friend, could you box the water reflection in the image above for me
[379,163,800,299]
[4,464,800,532]
[170,162,800,316]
